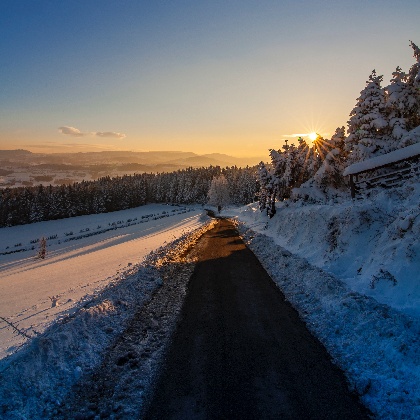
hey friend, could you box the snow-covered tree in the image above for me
[257,161,276,217]
[295,137,312,185]
[384,62,420,148]
[405,40,420,131]
[313,127,348,190]
[207,174,230,212]
[385,67,410,142]
[346,70,390,163]
[269,149,285,200]
[408,40,420,88]
[329,126,346,150]
[282,143,299,194]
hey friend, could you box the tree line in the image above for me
[0,166,258,227]
[258,40,420,216]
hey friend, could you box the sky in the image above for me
[1,0,419,158]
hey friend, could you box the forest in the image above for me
[0,166,257,227]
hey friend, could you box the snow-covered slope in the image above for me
[228,181,420,319]
[0,204,206,360]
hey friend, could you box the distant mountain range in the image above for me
[0,150,266,188]
[0,150,265,170]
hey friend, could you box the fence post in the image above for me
[349,174,355,198]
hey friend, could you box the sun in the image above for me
[308,132,318,142]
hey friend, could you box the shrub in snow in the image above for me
[48,295,60,308]
[370,269,397,289]
[37,237,47,259]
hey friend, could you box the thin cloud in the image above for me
[58,126,85,137]
[58,126,126,140]
[95,131,126,139]
[282,133,310,138]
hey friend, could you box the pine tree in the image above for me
[408,40,420,88]
[405,40,420,131]
[329,126,346,150]
[346,70,390,163]
[314,127,348,190]
[269,149,286,201]
[385,66,410,142]
[257,162,276,213]
[295,137,311,185]
[282,143,300,196]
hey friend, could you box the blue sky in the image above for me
[1,0,419,156]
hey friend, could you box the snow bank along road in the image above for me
[143,218,370,419]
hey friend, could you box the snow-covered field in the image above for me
[0,204,206,360]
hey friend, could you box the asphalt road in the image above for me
[143,218,370,420]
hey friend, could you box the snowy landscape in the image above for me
[0,204,216,418]
[1,25,420,420]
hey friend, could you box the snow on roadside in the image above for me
[236,225,420,419]
[227,182,420,319]
[224,182,420,419]
[0,210,215,419]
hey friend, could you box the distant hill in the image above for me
[0,149,264,169]
[0,149,265,188]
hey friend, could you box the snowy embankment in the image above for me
[230,183,420,318]
[0,204,214,419]
[226,183,420,419]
